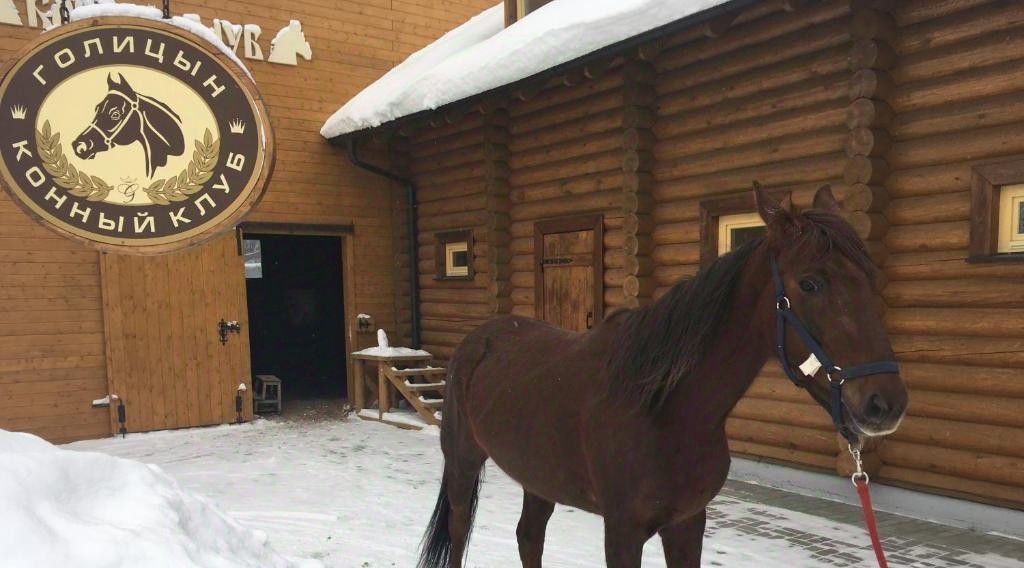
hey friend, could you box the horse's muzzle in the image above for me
[73,138,97,160]
[847,373,907,437]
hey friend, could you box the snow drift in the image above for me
[0,429,308,568]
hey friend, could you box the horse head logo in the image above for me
[72,72,185,178]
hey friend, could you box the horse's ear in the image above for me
[752,181,794,228]
[107,72,121,88]
[107,72,135,94]
[812,184,842,213]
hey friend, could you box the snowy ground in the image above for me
[60,413,1014,568]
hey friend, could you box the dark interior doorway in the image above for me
[244,233,347,400]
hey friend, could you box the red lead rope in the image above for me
[854,476,889,568]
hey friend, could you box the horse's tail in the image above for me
[417,467,482,568]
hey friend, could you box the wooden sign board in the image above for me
[0,17,274,254]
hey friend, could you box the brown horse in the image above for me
[419,184,908,568]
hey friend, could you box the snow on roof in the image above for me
[69,2,253,79]
[0,429,299,567]
[321,0,731,139]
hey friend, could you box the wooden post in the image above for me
[837,1,899,478]
[621,57,657,309]
[353,359,365,411]
[377,362,390,419]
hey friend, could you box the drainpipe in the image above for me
[346,138,421,349]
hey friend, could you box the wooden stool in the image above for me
[254,374,282,414]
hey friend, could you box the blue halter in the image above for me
[770,256,900,444]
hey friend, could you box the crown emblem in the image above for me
[10,105,26,120]
[229,119,246,134]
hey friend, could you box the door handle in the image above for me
[586,311,594,329]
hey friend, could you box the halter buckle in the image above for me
[827,366,844,385]
[848,444,868,486]
[776,296,790,310]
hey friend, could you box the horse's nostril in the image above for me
[863,393,889,421]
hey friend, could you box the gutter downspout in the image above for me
[346,138,421,349]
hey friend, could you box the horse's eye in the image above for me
[110,109,121,120]
[799,278,822,293]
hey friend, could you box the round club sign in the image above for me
[0,18,274,254]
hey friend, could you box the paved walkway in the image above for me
[715,480,1024,567]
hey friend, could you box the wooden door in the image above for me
[534,216,603,332]
[100,232,252,433]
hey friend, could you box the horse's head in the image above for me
[72,73,139,160]
[754,183,907,439]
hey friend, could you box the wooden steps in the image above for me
[382,365,447,426]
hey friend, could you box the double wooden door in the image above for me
[534,215,603,332]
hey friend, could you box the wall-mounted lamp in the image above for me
[356,313,373,332]
[235,383,247,424]
[218,319,242,345]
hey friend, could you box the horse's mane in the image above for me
[607,209,872,414]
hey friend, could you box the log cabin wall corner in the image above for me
[385,0,1024,509]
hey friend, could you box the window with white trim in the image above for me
[717,212,766,255]
[997,184,1024,253]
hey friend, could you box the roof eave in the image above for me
[327,0,760,146]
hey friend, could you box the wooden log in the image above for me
[897,26,1024,85]
[843,155,889,184]
[419,288,490,304]
[885,221,968,253]
[420,318,483,334]
[622,151,654,174]
[878,465,1024,509]
[726,418,837,456]
[890,334,1024,368]
[510,171,622,204]
[417,194,488,217]
[653,221,700,245]
[886,161,969,199]
[658,71,847,134]
[420,330,468,348]
[893,92,1024,141]
[656,153,846,201]
[623,255,654,277]
[887,191,968,225]
[844,127,891,157]
[885,278,1024,309]
[510,111,622,153]
[901,361,1024,399]
[653,264,698,287]
[655,103,845,162]
[846,98,893,129]
[887,307,1024,338]
[844,211,888,240]
[622,213,655,236]
[511,305,535,319]
[622,275,654,299]
[509,72,623,121]
[419,302,492,319]
[894,59,1024,115]
[889,414,1024,459]
[887,123,1024,172]
[509,151,622,188]
[727,440,836,470]
[510,190,623,222]
[886,250,1024,281]
[879,440,1024,488]
[652,244,700,266]
[509,271,533,289]
[848,39,897,71]
[841,183,889,212]
[511,131,621,171]
[510,87,622,137]
[850,9,897,42]
[848,69,895,102]
[896,1,1024,54]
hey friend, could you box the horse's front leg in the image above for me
[603,517,651,568]
[659,509,707,567]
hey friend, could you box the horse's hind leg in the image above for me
[516,491,555,567]
[658,509,706,567]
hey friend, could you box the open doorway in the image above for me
[243,233,347,402]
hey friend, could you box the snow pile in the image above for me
[352,345,433,358]
[0,429,310,568]
[321,0,728,138]
[68,3,253,79]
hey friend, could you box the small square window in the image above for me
[998,184,1024,253]
[434,230,474,280]
[718,212,767,255]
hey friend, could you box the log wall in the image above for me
[876,0,1024,506]
[390,0,1024,509]
[0,0,493,442]
[652,0,853,471]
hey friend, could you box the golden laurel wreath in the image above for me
[35,121,219,206]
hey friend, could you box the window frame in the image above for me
[504,0,553,26]
[717,211,766,256]
[969,158,1024,262]
[699,191,788,268]
[434,229,474,281]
